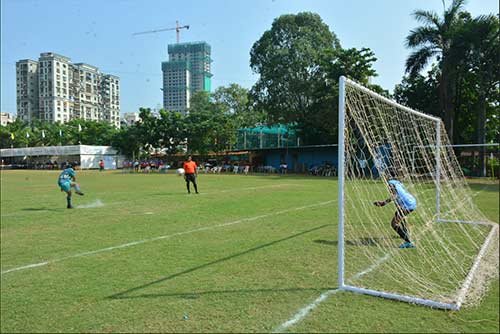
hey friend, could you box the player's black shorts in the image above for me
[185,173,196,183]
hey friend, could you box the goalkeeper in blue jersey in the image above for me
[57,163,84,209]
[374,179,417,249]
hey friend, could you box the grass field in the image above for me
[1,170,498,333]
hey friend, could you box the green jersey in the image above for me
[58,168,75,184]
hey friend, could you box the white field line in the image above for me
[273,253,391,333]
[1,200,336,275]
[273,289,341,333]
[350,254,391,281]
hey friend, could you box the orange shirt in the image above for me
[183,161,197,174]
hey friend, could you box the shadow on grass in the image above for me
[21,207,62,212]
[248,174,339,182]
[150,192,190,197]
[468,182,499,193]
[314,236,400,247]
[109,286,335,300]
[107,224,331,300]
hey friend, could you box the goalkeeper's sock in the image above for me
[393,224,411,243]
[400,221,411,242]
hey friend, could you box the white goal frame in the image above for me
[337,76,498,310]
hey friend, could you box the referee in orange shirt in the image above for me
[183,156,199,194]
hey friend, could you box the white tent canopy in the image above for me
[0,145,124,169]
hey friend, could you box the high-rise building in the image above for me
[101,74,121,128]
[15,52,120,127]
[71,63,100,122]
[162,41,212,113]
[38,52,72,123]
[16,59,39,123]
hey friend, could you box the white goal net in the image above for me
[337,76,498,310]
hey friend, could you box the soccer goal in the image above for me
[337,76,498,310]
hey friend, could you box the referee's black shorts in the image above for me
[185,173,196,183]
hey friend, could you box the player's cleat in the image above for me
[76,191,84,196]
[399,241,415,249]
[195,191,199,194]
[67,205,74,209]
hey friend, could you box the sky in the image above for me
[1,0,498,116]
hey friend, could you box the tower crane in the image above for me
[133,20,190,43]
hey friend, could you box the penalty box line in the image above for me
[1,199,336,276]
[273,253,391,333]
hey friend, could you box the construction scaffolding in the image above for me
[234,125,299,150]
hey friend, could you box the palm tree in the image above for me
[405,0,468,142]
[461,15,500,175]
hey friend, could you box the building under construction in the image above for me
[162,41,212,113]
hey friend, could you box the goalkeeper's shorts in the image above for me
[58,181,71,192]
[395,206,414,218]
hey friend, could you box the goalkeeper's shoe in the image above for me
[399,241,415,249]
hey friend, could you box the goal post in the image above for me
[337,76,498,310]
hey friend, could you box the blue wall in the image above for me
[261,147,338,171]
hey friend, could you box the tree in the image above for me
[398,8,498,176]
[394,67,441,117]
[156,109,187,155]
[112,125,142,159]
[136,108,160,153]
[250,12,381,145]
[0,124,14,149]
[250,12,334,144]
[459,14,500,174]
[213,84,266,128]
[186,91,236,154]
[250,12,339,133]
[405,0,469,142]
